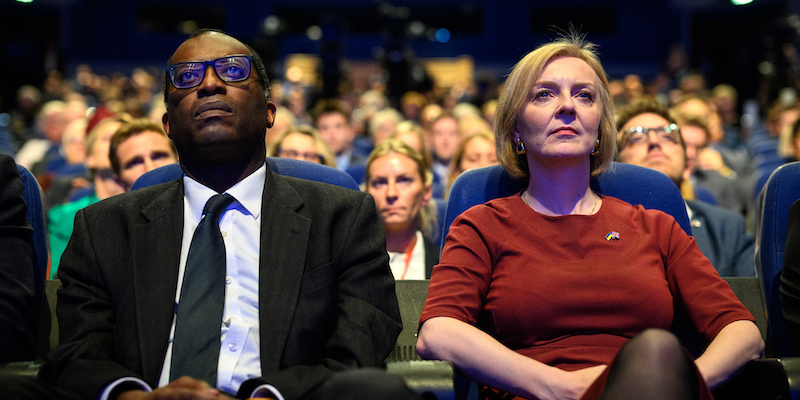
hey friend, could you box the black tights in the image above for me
[599,329,699,400]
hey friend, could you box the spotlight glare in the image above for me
[731,0,753,5]
[435,28,451,43]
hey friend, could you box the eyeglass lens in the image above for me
[626,125,679,146]
[168,55,252,89]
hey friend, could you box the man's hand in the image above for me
[116,377,236,400]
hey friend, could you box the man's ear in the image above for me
[162,112,170,138]
[266,102,277,129]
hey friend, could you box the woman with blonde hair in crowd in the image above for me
[365,139,439,279]
[446,130,498,195]
[267,125,336,168]
[417,34,762,400]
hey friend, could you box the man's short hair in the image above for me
[109,118,176,176]
[614,97,686,152]
[312,99,351,125]
[673,112,711,147]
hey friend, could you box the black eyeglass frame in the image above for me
[165,54,254,89]
[622,123,681,146]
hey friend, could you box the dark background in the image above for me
[1,0,799,113]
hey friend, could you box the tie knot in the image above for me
[203,193,235,218]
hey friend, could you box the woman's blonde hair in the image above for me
[494,34,616,179]
[266,125,337,168]
[365,138,438,241]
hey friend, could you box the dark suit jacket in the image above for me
[41,165,402,400]
[0,153,36,362]
[686,199,755,277]
[423,236,440,279]
[781,199,800,350]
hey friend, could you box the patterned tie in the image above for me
[170,193,235,385]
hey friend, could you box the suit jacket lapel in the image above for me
[258,169,311,374]
[132,180,185,382]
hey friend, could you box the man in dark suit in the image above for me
[616,98,755,277]
[5,29,415,400]
[0,153,36,362]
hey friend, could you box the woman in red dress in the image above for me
[416,34,764,400]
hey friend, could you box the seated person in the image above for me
[417,35,763,400]
[391,121,444,199]
[446,131,498,196]
[108,118,179,191]
[7,29,414,400]
[365,139,439,279]
[616,98,756,277]
[47,115,128,276]
[781,198,800,351]
[429,113,461,189]
[0,153,36,362]
[313,99,365,171]
[266,125,336,167]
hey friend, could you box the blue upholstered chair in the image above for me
[442,162,691,242]
[132,157,360,191]
[756,161,800,357]
[16,164,48,324]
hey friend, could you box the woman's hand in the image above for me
[539,365,606,400]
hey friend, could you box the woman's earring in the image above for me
[591,139,600,156]
[515,138,526,154]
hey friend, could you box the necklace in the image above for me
[521,190,599,215]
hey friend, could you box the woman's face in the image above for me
[367,153,431,233]
[459,136,498,173]
[514,56,601,169]
[278,132,322,164]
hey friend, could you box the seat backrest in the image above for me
[756,161,800,357]
[385,280,429,362]
[131,158,360,191]
[442,162,692,242]
[16,164,47,328]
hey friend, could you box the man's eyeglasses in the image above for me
[166,55,253,89]
[622,124,681,146]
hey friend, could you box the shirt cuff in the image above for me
[250,383,285,400]
[98,377,152,400]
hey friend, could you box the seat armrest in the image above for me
[1,361,42,378]
[712,358,790,399]
[386,360,454,400]
[779,357,800,399]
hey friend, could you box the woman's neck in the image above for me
[524,160,598,216]
[386,228,418,253]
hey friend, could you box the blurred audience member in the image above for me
[313,99,364,171]
[47,116,128,276]
[400,91,427,124]
[447,131,498,193]
[365,139,438,279]
[15,100,67,173]
[481,99,497,130]
[369,108,404,147]
[267,125,337,168]
[616,98,755,277]
[108,118,178,191]
[391,121,443,199]
[430,113,461,188]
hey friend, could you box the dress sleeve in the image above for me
[420,205,495,327]
[661,212,755,343]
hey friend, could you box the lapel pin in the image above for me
[605,231,620,241]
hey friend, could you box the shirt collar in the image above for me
[184,162,266,223]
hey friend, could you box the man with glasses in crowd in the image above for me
[616,97,755,278]
[4,29,416,400]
